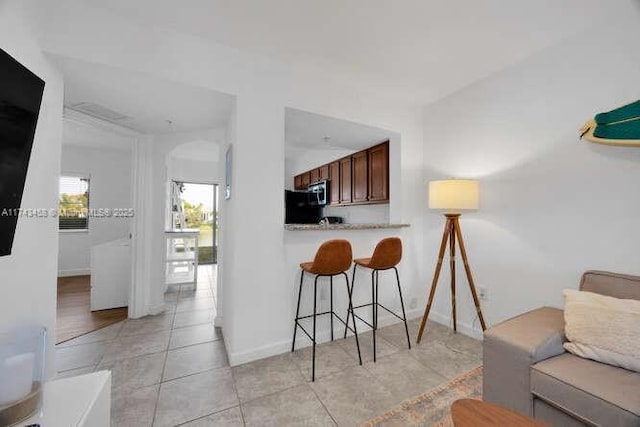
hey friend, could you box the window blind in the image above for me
[59,176,90,230]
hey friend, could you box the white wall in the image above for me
[323,204,389,224]
[40,0,425,365]
[422,8,640,337]
[58,145,133,276]
[0,0,64,377]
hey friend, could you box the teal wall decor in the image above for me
[580,99,640,146]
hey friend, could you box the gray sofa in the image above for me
[483,270,640,426]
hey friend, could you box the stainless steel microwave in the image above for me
[307,180,329,206]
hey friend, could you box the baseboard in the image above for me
[146,303,166,317]
[58,268,91,277]
[428,310,484,340]
[227,338,292,366]
[226,307,426,366]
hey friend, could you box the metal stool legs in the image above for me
[344,265,411,362]
[372,269,377,361]
[291,271,304,352]
[394,267,412,351]
[291,271,362,381]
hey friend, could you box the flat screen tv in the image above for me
[0,47,45,256]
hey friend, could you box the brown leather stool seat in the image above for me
[299,239,354,275]
[344,237,411,362]
[291,239,362,381]
[355,237,403,270]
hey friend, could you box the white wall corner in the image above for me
[428,310,484,340]
[129,137,154,319]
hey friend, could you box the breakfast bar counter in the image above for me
[285,223,410,231]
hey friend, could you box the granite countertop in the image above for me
[284,223,410,231]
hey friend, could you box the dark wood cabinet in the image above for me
[291,140,389,205]
[329,161,340,205]
[368,142,389,202]
[300,172,310,188]
[309,168,320,184]
[339,157,352,204]
[352,151,368,203]
[319,164,329,181]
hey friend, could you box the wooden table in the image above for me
[451,399,548,427]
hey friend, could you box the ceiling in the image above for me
[62,117,135,151]
[285,107,397,158]
[50,55,234,134]
[81,0,623,104]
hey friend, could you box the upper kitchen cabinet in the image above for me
[352,150,368,203]
[291,140,389,205]
[339,157,352,204]
[368,142,389,202]
[301,171,310,188]
[309,168,320,184]
[319,164,330,181]
[329,161,340,205]
[294,171,311,190]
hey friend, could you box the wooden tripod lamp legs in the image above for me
[454,216,487,332]
[416,214,487,344]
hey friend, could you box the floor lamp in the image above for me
[416,179,487,343]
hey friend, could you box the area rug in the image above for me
[363,366,483,427]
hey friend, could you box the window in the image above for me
[59,176,90,231]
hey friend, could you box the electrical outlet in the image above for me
[479,287,488,300]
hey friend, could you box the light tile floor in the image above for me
[55,265,482,426]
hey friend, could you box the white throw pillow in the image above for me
[563,289,640,372]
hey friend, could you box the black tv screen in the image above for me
[0,47,45,256]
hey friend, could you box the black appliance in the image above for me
[285,190,323,224]
[0,47,45,257]
[307,180,329,206]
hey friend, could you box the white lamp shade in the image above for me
[429,179,479,211]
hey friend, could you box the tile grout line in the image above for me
[235,369,307,406]
[228,360,248,426]
[237,404,248,427]
[161,355,229,384]
[168,335,222,352]
[174,405,243,426]
[150,350,166,427]
[308,382,340,426]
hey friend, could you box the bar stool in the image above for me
[291,239,362,381]
[344,237,411,362]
